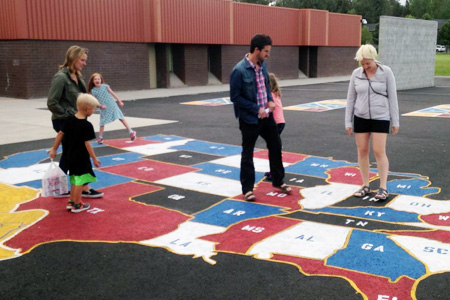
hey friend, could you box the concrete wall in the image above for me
[378,16,437,90]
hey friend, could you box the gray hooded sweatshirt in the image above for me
[345,62,400,129]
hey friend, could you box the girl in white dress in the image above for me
[88,73,136,144]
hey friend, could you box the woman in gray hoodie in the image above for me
[345,44,399,200]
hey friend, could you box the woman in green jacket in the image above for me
[47,45,103,199]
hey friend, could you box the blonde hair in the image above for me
[60,45,88,76]
[355,44,377,62]
[77,93,99,111]
[269,73,281,98]
[88,73,104,93]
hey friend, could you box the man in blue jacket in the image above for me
[230,34,291,201]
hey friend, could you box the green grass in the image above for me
[435,53,450,76]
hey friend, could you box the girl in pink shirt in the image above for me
[265,73,286,181]
[269,73,285,134]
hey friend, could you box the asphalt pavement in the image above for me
[1,76,450,299]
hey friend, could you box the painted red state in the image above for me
[437,114,450,118]
[381,230,450,244]
[421,213,450,226]
[327,166,377,185]
[103,137,160,149]
[232,181,303,211]
[253,150,309,164]
[201,216,301,253]
[272,254,416,300]
[100,160,199,182]
[5,182,191,253]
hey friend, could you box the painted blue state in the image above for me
[387,178,439,197]
[97,152,143,168]
[193,162,265,182]
[294,103,321,108]
[373,170,423,178]
[199,98,231,104]
[388,172,421,178]
[305,207,421,223]
[323,104,345,109]
[0,149,53,168]
[327,230,426,281]
[285,157,356,178]
[89,170,134,190]
[17,179,57,190]
[420,107,448,113]
[193,199,283,227]
[16,170,132,190]
[171,140,242,156]
[144,134,187,142]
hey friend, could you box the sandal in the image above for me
[275,184,292,195]
[375,188,389,200]
[354,185,370,197]
[244,191,256,202]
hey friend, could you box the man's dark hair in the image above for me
[250,34,272,53]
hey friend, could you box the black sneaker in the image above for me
[54,191,70,198]
[71,202,90,213]
[81,189,104,198]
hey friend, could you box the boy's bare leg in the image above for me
[72,185,84,204]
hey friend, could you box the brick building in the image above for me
[0,0,361,99]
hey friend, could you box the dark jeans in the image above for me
[52,119,68,174]
[277,123,285,135]
[239,115,285,194]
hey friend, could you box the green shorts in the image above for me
[70,173,97,186]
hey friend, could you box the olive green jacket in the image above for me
[47,68,87,120]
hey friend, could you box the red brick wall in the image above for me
[184,45,208,86]
[0,40,358,99]
[172,44,208,86]
[221,45,248,84]
[316,46,358,77]
[0,41,32,99]
[0,40,150,99]
[266,47,299,79]
[221,45,300,83]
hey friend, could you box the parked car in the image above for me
[436,45,446,52]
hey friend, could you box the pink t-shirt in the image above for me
[271,92,285,124]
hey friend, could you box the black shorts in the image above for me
[353,115,390,133]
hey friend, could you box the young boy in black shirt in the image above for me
[49,93,101,213]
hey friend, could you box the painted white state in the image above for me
[300,182,359,209]
[156,172,242,197]
[388,195,450,215]
[140,221,226,265]
[0,163,51,184]
[210,155,291,172]
[248,221,351,260]
[123,139,193,156]
[390,235,450,273]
